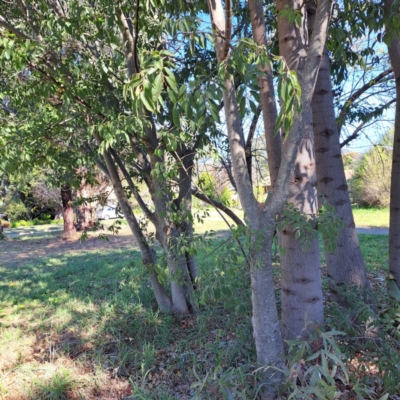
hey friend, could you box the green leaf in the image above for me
[387,278,400,302]
[172,106,181,129]
[140,91,155,112]
[165,75,178,94]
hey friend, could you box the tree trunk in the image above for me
[386,0,400,287]
[118,9,197,313]
[147,159,197,314]
[61,184,76,238]
[208,1,332,395]
[277,0,324,339]
[207,1,284,396]
[248,0,282,187]
[75,179,96,231]
[102,149,174,313]
[306,4,371,304]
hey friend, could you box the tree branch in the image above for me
[133,0,141,73]
[109,148,155,223]
[0,14,32,39]
[337,68,393,133]
[245,104,262,183]
[192,188,244,226]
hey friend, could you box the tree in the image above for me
[351,130,393,207]
[207,0,332,396]
[385,0,400,287]
[276,0,324,339]
[308,2,372,304]
[0,0,240,314]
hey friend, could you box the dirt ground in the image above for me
[0,225,137,268]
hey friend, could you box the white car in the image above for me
[96,204,123,220]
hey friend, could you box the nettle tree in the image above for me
[0,0,247,313]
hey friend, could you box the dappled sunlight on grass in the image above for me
[0,218,398,398]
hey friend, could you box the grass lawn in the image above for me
[352,207,389,228]
[0,214,396,399]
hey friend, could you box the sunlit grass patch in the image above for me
[0,217,396,398]
[27,367,78,400]
[353,207,389,228]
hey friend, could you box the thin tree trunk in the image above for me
[306,3,371,304]
[248,0,282,187]
[207,2,284,396]
[102,149,174,313]
[386,0,400,287]
[277,0,324,339]
[118,8,197,313]
[61,184,76,238]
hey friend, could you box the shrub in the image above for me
[10,220,33,228]
[4,200,30,221]
[351,130,393,207]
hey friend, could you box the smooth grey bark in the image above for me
[208,0,332,396]
[307,4,371,303]
[386,0,400,287]
[248,0,282,187]
[277,0,324,339]
[61,184,76,238]
[208,2,283,396]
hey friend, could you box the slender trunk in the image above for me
[312,47,370,296]
[177,161,198,285]
[386,0,400,287]
[119,8,197,312]
[207,2,284,396]
[147,156,196,314]
[61,184,76,238]
[248,0,282,187]
[277,0,324,339]
[102,149,173,313]
[306,4,371,304]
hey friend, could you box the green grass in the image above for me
[0,233,254,399]
[352,207,389,228]
[0,214,396,399]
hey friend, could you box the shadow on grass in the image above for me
[0,241,253,399]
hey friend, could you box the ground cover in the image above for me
[0,213,398,399]
[352,208,389,228]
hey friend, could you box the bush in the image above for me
[351,130,393,207]
[10,220,32,228]
[4,200,30,221]
[10,218,63,228]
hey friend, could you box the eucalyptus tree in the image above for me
[307,1,377,304]
[274,0,327,339]
[207,0,332,396]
